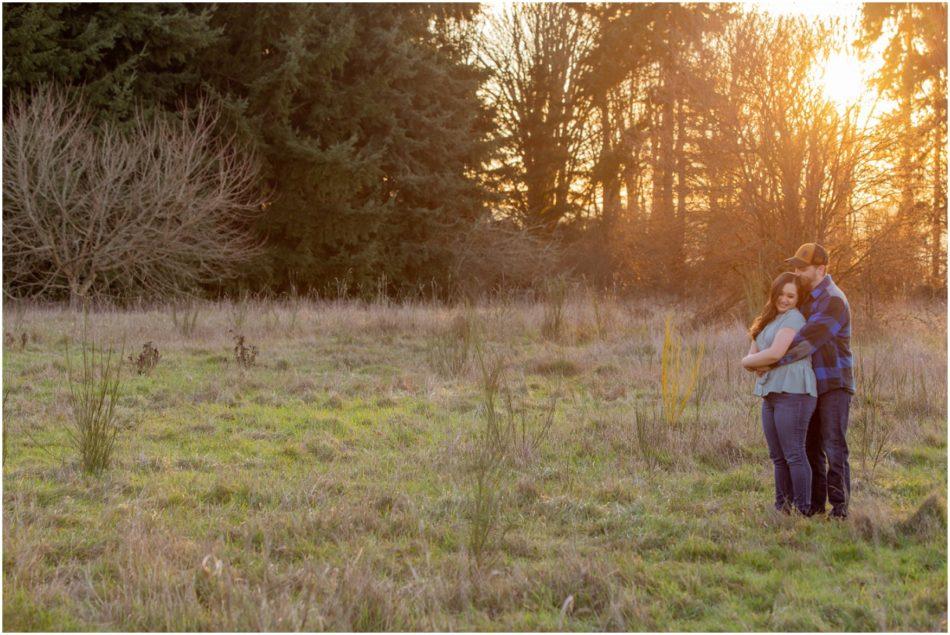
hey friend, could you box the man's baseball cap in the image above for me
[784,243,828,268]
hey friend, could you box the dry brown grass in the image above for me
[2,292,946,630]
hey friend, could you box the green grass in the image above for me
[2,298,947,630]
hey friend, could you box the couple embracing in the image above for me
[741,243,855,519]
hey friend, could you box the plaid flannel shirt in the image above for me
[774,274,855,395]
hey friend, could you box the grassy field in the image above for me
[2,294,947,631]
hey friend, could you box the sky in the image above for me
[481,1,885,113]
[746,0,869,103]
[745,0,863,19]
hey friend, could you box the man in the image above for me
[768,243,855,518]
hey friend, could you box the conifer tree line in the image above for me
[2,3,946,306]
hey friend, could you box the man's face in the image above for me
[793,264,822,289]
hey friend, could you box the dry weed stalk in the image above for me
[660,315,705,427]
[232,333,258,368]
[129,342,161,376]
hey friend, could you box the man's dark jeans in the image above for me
[806,388,853,515]
[762,392,817,514]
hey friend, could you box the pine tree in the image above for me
[3,3,220,123]
[199,4,492,295]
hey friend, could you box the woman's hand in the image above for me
[742,327,796,368]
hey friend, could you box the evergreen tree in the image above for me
[3,3,219,122]
[199,4,493,296]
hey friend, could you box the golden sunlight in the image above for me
[813,50,868,108]
[747,0,862,19]
[748,1,880,112]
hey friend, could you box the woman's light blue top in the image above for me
[753,308,817,398]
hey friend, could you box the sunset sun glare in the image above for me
[813,51,868,108]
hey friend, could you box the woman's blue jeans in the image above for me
[761,392,817,514]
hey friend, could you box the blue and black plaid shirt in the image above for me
[774,274,855,395]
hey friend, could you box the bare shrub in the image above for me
[449,217,562,299]
[690,369,713,425]
[3,331,28,351]
[66,334,124,475]
[463,334,560,568]
[501,378,559,465]
[853,355,895,481]
[2,390,8,466]
[465,343,512,568]
[3,85,263,305]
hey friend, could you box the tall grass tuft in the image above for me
[170,299,200,337]
[660,315,705,427]
[854,354,894,482]
[589,286,614,340]
[284,283,303,332]
[501,379,558,465]
[634,401,668,470]
[66,335,124,475]
[2,390,8,466]
[427,309,476,377]
[228,289,252,333]
[232,333,258,368]
[893,360,943,420]
[541,276,568,341]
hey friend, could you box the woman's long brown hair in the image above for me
[748,272,807,340]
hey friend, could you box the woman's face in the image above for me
[775,282,798,313]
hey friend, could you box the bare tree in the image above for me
[448,216,562,299]
[857,3,948,293]
[3,85,264,306]
[691,16,881,289]
[476,4,598,232]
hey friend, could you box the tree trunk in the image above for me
[623,164,640,222]
[932,126,946,288]
[673,96,688,295]
[899,15,917,295]
[69,280,85,311]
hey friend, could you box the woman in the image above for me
[741,272,817,516]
